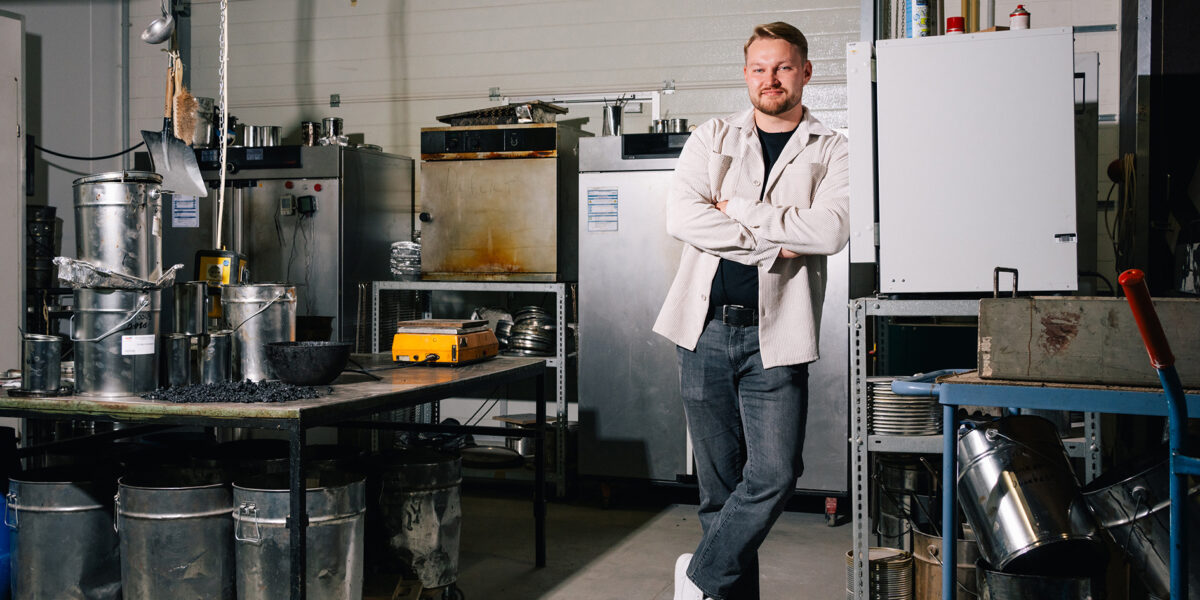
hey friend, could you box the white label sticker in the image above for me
[172,195,199,228]
[121,334,156,356]
[586,187,619,232]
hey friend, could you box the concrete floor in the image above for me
[453,487,852,600]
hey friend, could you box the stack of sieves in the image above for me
[495,319,514,350]
[868,376,941,436]
[845,548,913,600]
[504,306,555,356]
[390,241,421,281]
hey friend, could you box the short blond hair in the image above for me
[744,22,809,62]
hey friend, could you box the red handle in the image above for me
[1119,269,1175,369]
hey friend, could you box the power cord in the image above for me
[34,141,145,161]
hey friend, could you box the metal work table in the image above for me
[0,355,548,600]
[937,371,1200,600]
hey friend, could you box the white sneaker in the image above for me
[674,553,707,600]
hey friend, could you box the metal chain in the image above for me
[217,0,229,249]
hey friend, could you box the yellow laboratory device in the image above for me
[392,319,499,365]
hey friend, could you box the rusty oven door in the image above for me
[420,157,560,281]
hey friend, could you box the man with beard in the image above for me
[653,21,849,600]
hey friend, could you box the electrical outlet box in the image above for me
[297,195,317,216]
[279,194,295,216]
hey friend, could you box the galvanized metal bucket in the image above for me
[222,284,296,381]
[232,471,365,600]
[874,453,938,549]
[6,468,121,600]
[975,559,1099,599]
[72,171,163,280]
[956,416,1105,575]
[72,288,161,397]
[912,526,980,600]
[1082,457,1200,599]
[21,334,62,394]
[116,470,235,599]
[371,449,462,588]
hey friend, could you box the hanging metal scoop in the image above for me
[140,0,174,44]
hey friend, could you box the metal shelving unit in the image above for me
[848,297,1102,600]
[371,280,572,496]
[937,374,1200,599]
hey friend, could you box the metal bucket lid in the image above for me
[72,170,162,186]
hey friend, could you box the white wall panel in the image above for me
[143,0,857,166]
[5,1,125,259]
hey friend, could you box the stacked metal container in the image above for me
[166,281,233,387]
[24,205,57,335]
[70,171,165,397]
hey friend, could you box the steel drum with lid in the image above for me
[73,170,163,280]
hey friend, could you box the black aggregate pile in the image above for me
[142,380,333,404]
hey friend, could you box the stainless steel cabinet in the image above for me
[577,136,850,495]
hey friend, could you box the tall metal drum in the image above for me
[371,449,462,589]
[6,468,121,600]
[116,470,235,599]
[221,284,295,381]
[73,288,161,397]
[72,171,163,280]
[233,471,365,600]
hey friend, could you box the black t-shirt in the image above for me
[708,126,797,311]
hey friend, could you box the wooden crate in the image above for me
[978,296,1200,387]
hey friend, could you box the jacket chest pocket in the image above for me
[710,153,741,201]
[770,163,826,208]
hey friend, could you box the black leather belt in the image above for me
[710,304,759,327]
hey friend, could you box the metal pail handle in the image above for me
[70,297,151,343]
[234,501,262,544]
[4,492,16,528]
[230,291,293,333]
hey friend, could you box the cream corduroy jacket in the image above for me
[652,107,850,368]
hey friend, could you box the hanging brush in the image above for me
[171,53,198,145]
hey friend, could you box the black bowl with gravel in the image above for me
[264,341,353,386]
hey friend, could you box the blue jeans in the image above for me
[677,319,810,600]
